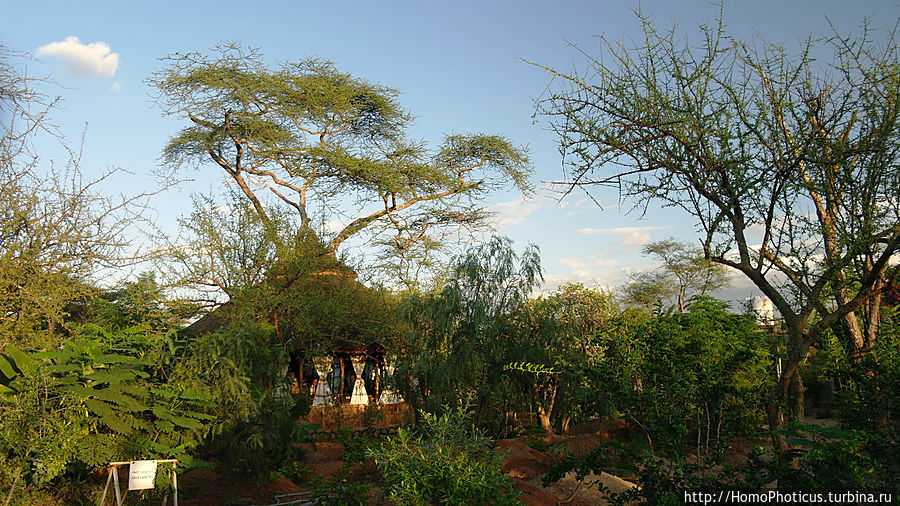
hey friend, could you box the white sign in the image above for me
[128,460,158,490]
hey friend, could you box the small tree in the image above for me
[396,236,542,430]
[624,238,730,312]
[535,14,900,447]
[512,283,619,434]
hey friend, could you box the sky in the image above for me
[3,0,899,303]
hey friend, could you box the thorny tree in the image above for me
[1,47,158,349]
[624,238,730,313]
[535,17,900,447]
[151,44,532,289]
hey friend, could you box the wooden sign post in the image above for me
[100,459,178,506]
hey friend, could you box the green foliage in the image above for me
[536,9,900,446]
[593,298,770,457]
[623,239,730,313]
[835,307,900,432]
[396,236,542,430]
[504,361,560,375]
[606,454,738,506]
[151,43,532,287]
[509,283,623,433]
[173,190,292,299]
[542,445,613,488]
[246,235,400,357]
[278,461,312,485]
[744,423,897,493]
[0,330,215,486]
[1,48,152,352]
[339,429,378,465]
[367,406,521,505]
[88,272,193,333]
[174,321,315,476]
[308,470,372,506]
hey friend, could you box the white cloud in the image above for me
[110,81,122,92]
[36,36,119,78]
[325,219,345,233]
[489,198,542,228]
[558,256,620,270]
[575,225,669,250]
[541,270,621,293]
[575,226,667,235]
[558,198,618,216]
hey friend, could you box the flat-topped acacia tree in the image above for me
[150,44,531,286]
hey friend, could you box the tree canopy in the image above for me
[151,44,532,287]
[624,238,730,312]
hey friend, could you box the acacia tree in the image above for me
[151,44,531,288]
[624,238,730,312]
[535,17,900,444]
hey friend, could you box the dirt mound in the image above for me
[513,478,560,505]
[497,438,558,480]
[546,471,636,506]
[298,441,345,479]
[548,433,607,459]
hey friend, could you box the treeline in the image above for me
[3,8,900,502]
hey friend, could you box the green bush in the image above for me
[590,298,770,458]
[175,323,314,477]
[367,406,521,505]
[744,423,897,493]
[0,336,215,486]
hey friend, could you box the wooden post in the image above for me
[112,466,122,506]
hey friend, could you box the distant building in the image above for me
[748,295,775,325]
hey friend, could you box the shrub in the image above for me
[367,406,521,505]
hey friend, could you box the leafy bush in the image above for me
[174,322,314,476]
[590,298,770,457]
[0,334,215,487]
[308,469,372,506]
[745,423,898,493]
[367,406,520,505]
[835,307,899,433]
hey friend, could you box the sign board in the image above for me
[127,460,158,490]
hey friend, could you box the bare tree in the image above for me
[1,46,161,349]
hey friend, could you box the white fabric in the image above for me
[312,357,333,406]
[349,356,369,405]
[379,357,404,405]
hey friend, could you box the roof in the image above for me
[183,242,396,353]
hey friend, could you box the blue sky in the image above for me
[4,0,898,300]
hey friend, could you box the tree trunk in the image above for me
[537,406,554,435]
[537,383,557,435]
[787,370,805,422]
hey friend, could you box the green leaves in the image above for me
[398,237,543,419]
[368,406,521,505]
[151,43,531,288]
[0,327,219,485]
[504,361,560,375]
